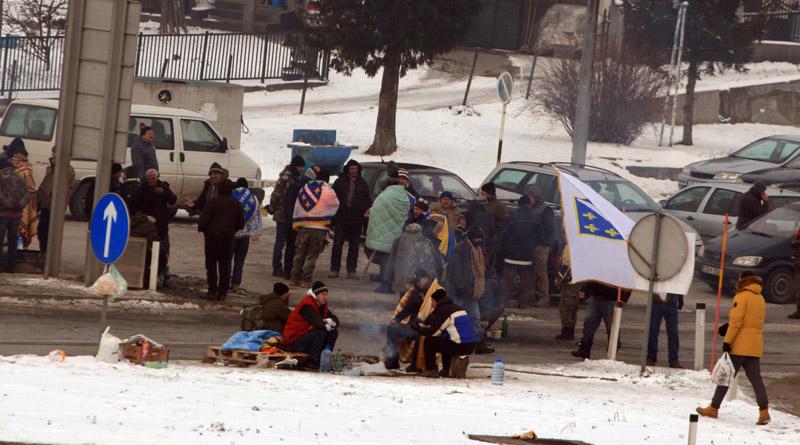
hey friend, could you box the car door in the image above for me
[696,187,740,239]
[127,115,182,197]
[488,168,529,200]
[663,186,710,229]
[178,118,228,200]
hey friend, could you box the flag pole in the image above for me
[710,214,729,370]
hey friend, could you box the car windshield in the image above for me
[585,180,659,212]
[744,206,800,238]
[732,138,800,163]
[408,172,476,200]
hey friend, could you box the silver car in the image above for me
[662,183,800,241]
[677,135,800,188]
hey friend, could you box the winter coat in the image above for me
[366,184,415,253]
[282,293,339,346]
[191,179,227,216]
[0,163,31,219]
[36,163,75,210]
[444,238,486,302]
[500,206,541,265]
[130,139,158,177]
[331,162,371,227]
[530,201,556,247]
[198,194,245,239]
[485,197,509,227]
[431,201,461,233]
[138,180,177,235]
[724,275,766,358]
[416,296,478,345]
[270,165,298,223]
[118,178,143,215]
[385,224,442,293]
[292,180,340,230]
[283,172,306,224]
[736,189,770,230]
[258,292,292,334]
[8,155,37,246]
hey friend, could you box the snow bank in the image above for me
[0,356,796,444]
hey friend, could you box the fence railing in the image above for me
[743,2,800,43]
[0,31,329,96]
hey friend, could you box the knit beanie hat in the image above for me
[273,282,290,296]
[414,198,430,212]
[208,162,225,175]
[312,281,328,295]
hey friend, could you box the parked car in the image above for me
[695,201,800,304]
[677,135,800,188]
[662,183,800,241]
[359,162,477,203]
[0,99,265,219]
[741,152,800,189]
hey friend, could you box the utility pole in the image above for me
[570,0,600,165]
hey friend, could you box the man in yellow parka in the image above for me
[697,271,770,426]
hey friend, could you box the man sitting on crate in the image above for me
[282,281,340,369]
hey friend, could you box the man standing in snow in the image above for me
[431,191,461,232]
[528,187,555,305]
[329,159,371,279]
[571,283,630,360]
[499,195,538,308]
[139,169,178,285]
[283,281,339,370]
[646,293,684,368]
[291,170,339,288]
[198,180,245,300]
[130,126,158,178]
[270,155,305,277]
[0,148,31,272]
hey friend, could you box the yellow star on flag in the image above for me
[582,212,596,220]
[605,228,619,238]
[584,223,598,233]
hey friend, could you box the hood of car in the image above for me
[705,230,791,259]
[688,157,777,175]
[741,167,800,184]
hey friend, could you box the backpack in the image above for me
[240,304,265,331]
[0,166,31,212]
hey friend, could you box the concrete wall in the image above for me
[132,78,244,149]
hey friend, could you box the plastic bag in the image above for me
[108,265,127,300]
[711,352,735,387]
[88,265,128,299]
[96,327,121,363]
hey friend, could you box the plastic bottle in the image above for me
[491,357,505,386]
[16,236,23,250]
[319,345,333,373]
[501,316,509,339]
[333,348,344,372]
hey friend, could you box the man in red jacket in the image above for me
[283,281,339,369]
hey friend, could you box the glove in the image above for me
[324,323,333,332]
[323,318,337,328]
[722,343,732,353]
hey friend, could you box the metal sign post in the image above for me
[627,212,689,374]
[496,71,513,165]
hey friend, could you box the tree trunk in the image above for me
[366,48,401,156]
[681,60,698,146]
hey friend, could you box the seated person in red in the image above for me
[413,288,478,378]
[282,281,339,369]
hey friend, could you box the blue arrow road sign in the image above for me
[90,193,130,264]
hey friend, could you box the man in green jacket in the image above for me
[366,176,415,293]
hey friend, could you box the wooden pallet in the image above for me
[203,345,307,367]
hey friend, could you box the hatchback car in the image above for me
[695,201,800,304]
[677,135,800,188]
[359,162,477,203]
[662,183,800,241]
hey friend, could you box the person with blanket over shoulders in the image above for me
[383,269,439,372]
[290,169,339,288]
[412,288,478,378]
[283,281,339,370]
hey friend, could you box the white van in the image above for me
[0,99,264,219]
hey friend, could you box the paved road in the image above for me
[2,219,799,416]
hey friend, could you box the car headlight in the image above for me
[732,256,762,266]
[713,172,742,181]
[681,166,691,176]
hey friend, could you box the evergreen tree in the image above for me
[624,1,761,145]
[305,0,481,155]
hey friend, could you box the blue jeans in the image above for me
[579,296,615,345]
[450,294,484,343]
[647,299,680,364]
[230,237,250,286]
[272,222,289,273]
[384,322,419,362]
[0,218,20,273]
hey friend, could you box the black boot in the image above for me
[555,326,575,341]
[474,341,495,355]
[570,341,591,359]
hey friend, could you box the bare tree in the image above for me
[2,0,67,70]
[160,0,187,34]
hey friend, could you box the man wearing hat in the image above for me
[130,126,158,178]
[412,288,478,378]
[283,281,340,369]
[256,282,293,333]
[197,179,245,300]
[737,181,770,230]
[0,140,32,272]
[186,162,227,216]
[479,182,509,228]
[330,159,371,279]
[397,168,419,199]
[270,155,306,277]
[431,191,461,231]
[384,269,434,370]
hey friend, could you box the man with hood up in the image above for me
[330,159,371,279]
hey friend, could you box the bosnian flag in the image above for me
[558,170,693,294]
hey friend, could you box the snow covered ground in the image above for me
[0,356,796,444]
[240,64,800,200]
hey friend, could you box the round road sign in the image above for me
[627,213,688,281]
[497,71,513,105]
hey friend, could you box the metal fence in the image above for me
[0,31,329,96]
[743,1,800,43]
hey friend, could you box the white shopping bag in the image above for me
[711,352,735,387]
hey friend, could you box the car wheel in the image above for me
[764,267,796,304]
[69,180,93,221]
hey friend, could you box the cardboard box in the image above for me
[122,343,170,365]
